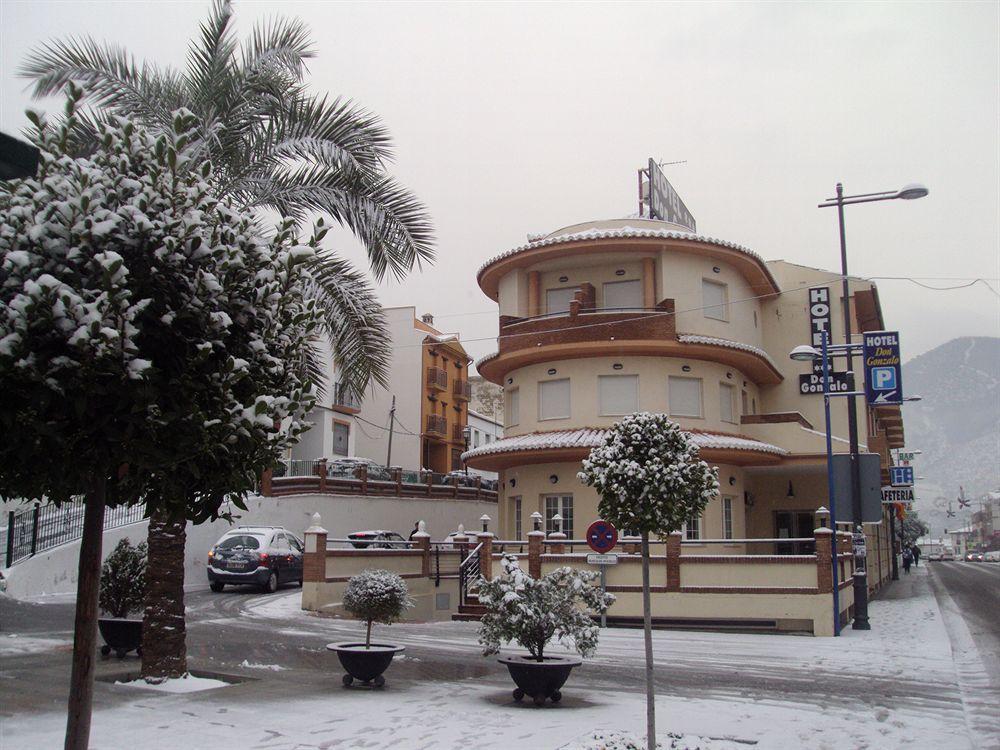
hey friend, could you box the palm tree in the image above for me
[22,0,433,688]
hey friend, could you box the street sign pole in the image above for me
[600,564,607,628]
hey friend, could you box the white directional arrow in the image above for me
[872,390,898,404]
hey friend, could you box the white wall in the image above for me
[2,492,496,600]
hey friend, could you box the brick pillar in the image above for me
[528,530,544,579]
[527,270,541,317]
[666,531,682,592]
[413,521,431,577]
[643,257,656,307]
[260,468,273,497]
[356,463,368,495]
[317,458,328,492]
[547,531,566,555]
[478,533,494,580]
[391,466,402,496]
[815,528,833,594]
[303,513,328,583]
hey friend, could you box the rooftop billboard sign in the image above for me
[647,158,696,232]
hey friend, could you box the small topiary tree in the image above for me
[99,538,147,619]
[478,555,615,661]
[579,412,718,750]
[341,569,413,648]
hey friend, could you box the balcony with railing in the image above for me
[452,423,467,441]
[426,367,448,391]
[426,414,447,437]
[452,379,472,401]
[332,382,362,414]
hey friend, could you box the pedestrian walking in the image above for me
[911,545,920,567]
[902,547,913,574]
[408,521,420,541]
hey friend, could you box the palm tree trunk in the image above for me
[141,506,187,679]
[641,531,656,750]
[64,477,106,750]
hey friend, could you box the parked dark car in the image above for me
[207,527,304,593]
[347,530,408,549]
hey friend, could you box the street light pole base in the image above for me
[851,573,871,630]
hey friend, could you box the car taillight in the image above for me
[259,552,269,565]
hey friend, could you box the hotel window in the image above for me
[513,496,522,540]
[741,390,749,416]
[702,279,728,321]
[719,383,737,424]
[545,494,574,538]
[538,378,571,421]
[546,287,579,314]
[505,387,520,427]
[332,421,350,456]
[684,512,701,541]
[473,429,481,448]
[599,374,638,416]
[723,497,734,540]
[602,279,642,310]
[669,376,703,418]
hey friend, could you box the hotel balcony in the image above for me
[331,382,362,415]
[425,414,447,437]
[426,366,448,391]
[452,379,472,401]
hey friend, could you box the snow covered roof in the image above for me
[478,223,774,283]
[676,335,780,372]
[462,427,787,462]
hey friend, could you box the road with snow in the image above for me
[2,565,998,749]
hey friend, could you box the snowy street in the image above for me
[2,564,997,749]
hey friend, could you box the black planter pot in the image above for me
[499,654,582,706]
[326,642,404,688]
[98,618,143,659]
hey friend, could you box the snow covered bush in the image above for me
[478,555,615,661]
[341,569,414,648]
[99,538,147,619]
[578,413,719,535]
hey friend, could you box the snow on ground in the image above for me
[565,730,751,750]
[113,674,230,694]
[239,659,287,671]
[0,633,71,656]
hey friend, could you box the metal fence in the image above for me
[3,501,147,568]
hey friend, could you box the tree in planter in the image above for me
[99,538,147,619]
[478,555,615,661]
[0,91,322,749]
[579,413,718,750]
[341,569,414,648]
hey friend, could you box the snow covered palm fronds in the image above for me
[478,555,615,661]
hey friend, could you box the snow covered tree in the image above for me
[901,512,930,548]
[341,569,414,648]
[478,555,615,661]
[99,538,147,619]
[578,412,719,750]
[0,88,323,750]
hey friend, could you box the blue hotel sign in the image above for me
[890,466,914,487]
[863,331,903,406]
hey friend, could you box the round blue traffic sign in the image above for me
[587,519,618,553]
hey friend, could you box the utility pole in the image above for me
[385,395,396,468]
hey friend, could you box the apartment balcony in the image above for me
[453,379,472,401]
[426,366,448,391]
[452,423,467,442]
[331,382,362,415]
[425,414,447,437]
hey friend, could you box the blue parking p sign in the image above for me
[890,466,914,487]
[863,331,903,406]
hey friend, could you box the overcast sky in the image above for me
[2,1,998,366]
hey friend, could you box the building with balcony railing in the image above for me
[463,216,904,596]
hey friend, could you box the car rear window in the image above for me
[218,534,262,550]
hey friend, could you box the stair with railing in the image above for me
[452,541,486,621]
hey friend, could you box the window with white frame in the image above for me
[719,383,737,424]
[546,287,579,314]
[332,421,350,456]
[669,376,703,418]
[545,495,574,538]
[723,497,733,540]
[599,374,638,416]
[602,279,642,310]
[473,429,481,448]
[505,387,520,427]
[513,496,522,540]
[702,279,728,321]
[684,512,701,541]
[538,378,571,421]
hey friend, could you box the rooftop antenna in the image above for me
[638,159,688,216]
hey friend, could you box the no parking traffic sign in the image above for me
[586,519,618,553]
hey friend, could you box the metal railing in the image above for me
[426,414,447,435]
[452,379,472,400]
[332,382,362,411]
[426,367,448,390]
[458,541,483,607]
[4,501,147,567]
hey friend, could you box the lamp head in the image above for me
[790,345,821,362]
[897,183,928,200]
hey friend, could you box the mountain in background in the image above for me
[902,336,1000,536]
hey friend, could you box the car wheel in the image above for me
[263,570,278,593]
[210,582,225,593]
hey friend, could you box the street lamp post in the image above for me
[817,181,928,631]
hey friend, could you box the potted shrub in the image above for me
[327,569,413,688]
[479,555,615,706]
[98,538,147,658]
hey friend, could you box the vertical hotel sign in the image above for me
[799,286,849,394]
[647,158,696,232]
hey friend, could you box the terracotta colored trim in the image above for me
[325,573,425,583]
[607,585,670,594]
[325,549,424,558]
[539,554,665,563]
[680,586,820,595]
[680,555,815,565]
[741,412,814,430]
[465,443,782,472]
